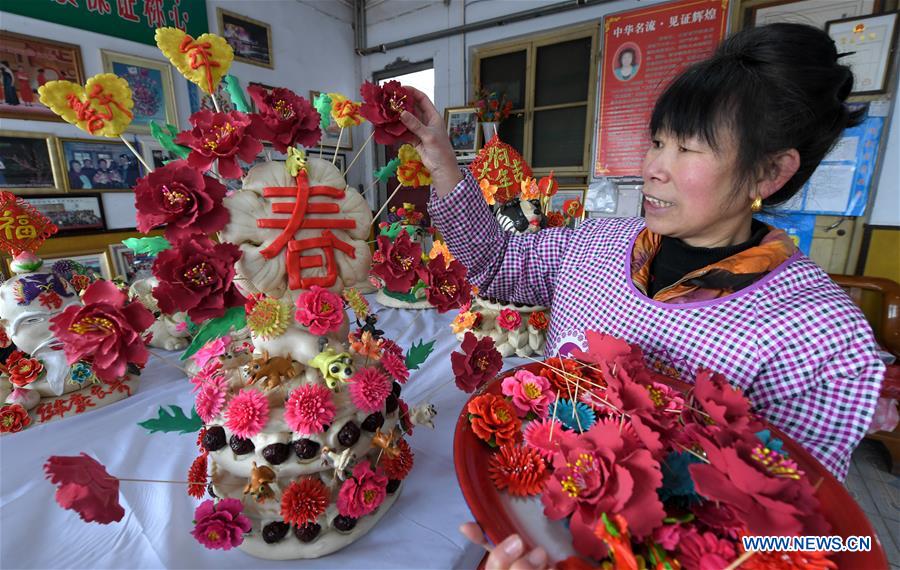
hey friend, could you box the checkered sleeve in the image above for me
[428,169,574,307]
[751,285,885,481]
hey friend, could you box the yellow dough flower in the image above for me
[38,74,134,137]
[396,144,431,187]
[479,178,498,206]
[429,240,454,267]
[156,27,233,95]
[520,177,540,201]
[451,311,478,334]
[328,93,365,128]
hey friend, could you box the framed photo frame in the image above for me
[549,187,587,228]
[744,0,877,29]
[445,106,480,154]
[310,90,353,149]
[100,50,178,134]
[139,136,179,169]
[58,137,145,192]
[826,11,898,95]
[36,250,113,281]
[108,243,155,284]
[0,31,85,122]
[217,8,274,69]
[24,194,106,235]
[0,130,63,194]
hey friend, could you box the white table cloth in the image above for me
[1,298,525,569]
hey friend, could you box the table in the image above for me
[0,298,517,569]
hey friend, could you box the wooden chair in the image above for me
[830,274,900,474]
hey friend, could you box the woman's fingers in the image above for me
[399,110,427,140]
[459,522,488,547]
[486,534,524,570]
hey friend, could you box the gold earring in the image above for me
[751,196,763,213]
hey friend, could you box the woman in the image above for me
[399,23,884,567]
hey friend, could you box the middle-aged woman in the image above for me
[399,22,885,491]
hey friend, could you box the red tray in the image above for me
[453,363,889,569]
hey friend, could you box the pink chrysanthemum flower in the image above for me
[190,359,225,393]
[224,389,269,439]
[522,418,575,461]
[348,367,392,413]
[195,375,229,424]
[381,351,409,384]
[284,384,336,435]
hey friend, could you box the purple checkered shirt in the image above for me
[429,169,884,480]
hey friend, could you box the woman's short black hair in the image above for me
[649,23,862,206]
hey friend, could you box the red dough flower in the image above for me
[538,357,585,397]
[371,231,422,294]
[247,85,321,152]
[224,389,269,439]
[546,211,566,227]
[497,308,522,331]
[284,383,336,435]
[348,367,392,413]
[523,418,576,460]
[0,403,31,433]
[528,311,549,330]
[152,234,245,324]
[43,453,124,524]
[294,286,345,335]
[691,369,761,433]
[380,350,409,384]
[359,80,416,145]
[489,444,548,497]
[187,453,208,499]
[337,462,388,518]
[5,352,43,387]
[281,477,330,525]
[191,498,252,550]
[451,332,503,393]
[381,438,415,481]
[467,393,522,448]
[134,160,229,240]
[417,255,471,313]
[49,280,155,382]
[175,110,263,179]
[675,528,736,570]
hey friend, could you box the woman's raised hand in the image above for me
[399,87,464,197]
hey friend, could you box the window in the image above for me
[474,24,599,178]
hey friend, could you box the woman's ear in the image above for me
[755,149,800,200]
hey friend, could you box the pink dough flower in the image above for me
[337,462,388,518]
[294,286,345,335]
[522,418,576,460]
[190,498,252,550]
[224,389,269,439]
[348,367,392,413]
[497,308,522,331]
[501,369,554,418]
[284,384,336,435]
[43,453,124,524]
[380,350,409,384]
[195,375,228,424]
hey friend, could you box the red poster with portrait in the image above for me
[594,0,729,178]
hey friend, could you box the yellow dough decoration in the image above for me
[155,27,233,96]
[396,143,431,187]
[328,93,365,128]
[38,74,134,137]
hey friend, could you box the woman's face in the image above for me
[641,129,750,247]
[620,51,634,66]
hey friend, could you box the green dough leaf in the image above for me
[223,75,251,113]
[138,405,202,434]
[122,236,171,255]
[405,339,435,371]
[379,221,404,239]
[150,121,190,159]
[374,157,401,182]
[312,93,332,131]
[180,306,247,360]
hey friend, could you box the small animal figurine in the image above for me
[410,403,437,429]
[357,314,384,340]
[371,428,400,460]
[321,446,355,483]
[246,349,300,391]
[243,461,277,503]
[309,347,355,389]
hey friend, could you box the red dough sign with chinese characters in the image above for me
[0,192,58,256]
[594,0,728,177]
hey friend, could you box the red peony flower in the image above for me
[49,280,155,382]
[175,109,263,179]
[134,160,229,240]
[497,308,522,331]
[44,453,124,524]
[541,420,665,559]
[382,437,415,480]
[284,383,336,435]
[380,350,409,384]
[691,369,762,434]
[467,393,522,448]
[371,231,423,294]
[528,310,549,331]
[191,498,252,550]
[247,85,321,153]
[187,453,208,499]
[6,354,43,387]
[546,211,566,227]
[281,477,330,525]
[337,461,389,518]
[152,234,245,324]
[359,80,416,145]
[224,388,269,439]
[417,255,471,313]
[294,286,345,335]
[489,444,548,496]
[348,367,392,413]
[451,332,503,393]
[0,403,31,433]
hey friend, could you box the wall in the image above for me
[0,0,363,231]
[869,71,900,227]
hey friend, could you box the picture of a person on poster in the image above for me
[614,46,640,81]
